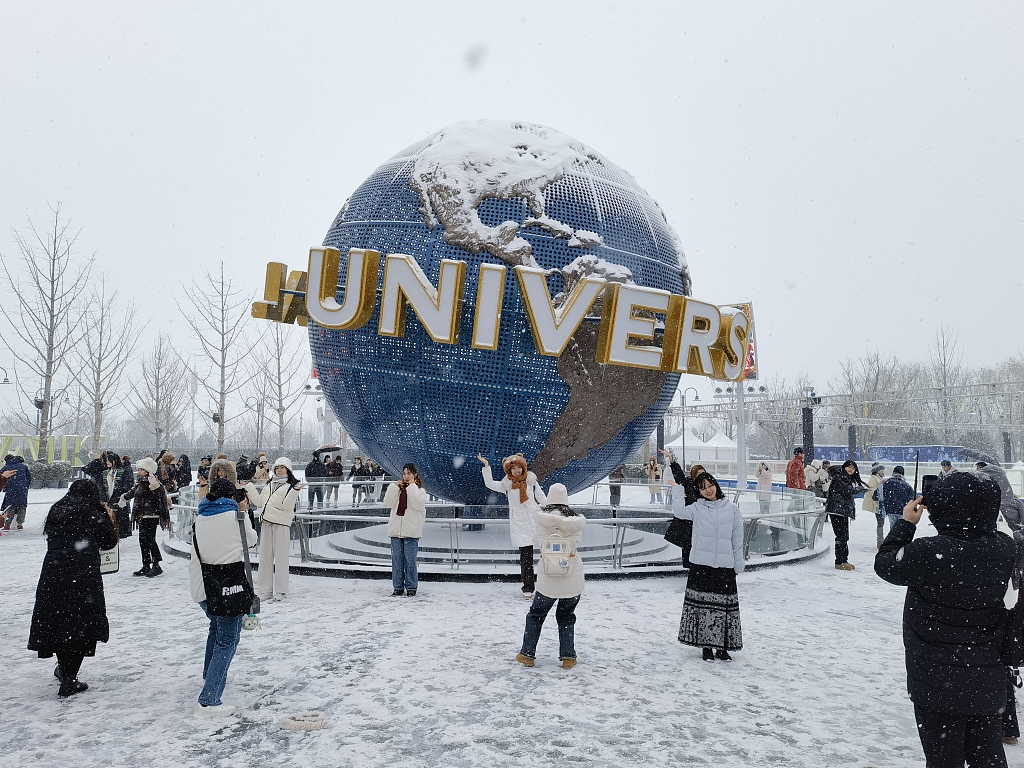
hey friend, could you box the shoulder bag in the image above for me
[194,526,256,617]
[665,516,693,566]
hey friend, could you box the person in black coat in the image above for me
[102,453,135,538]
[875,470,1015,768]
[305,453,327,508]
[28,479,119,697]
[824,460,864,571]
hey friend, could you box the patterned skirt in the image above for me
[678,564,743,651]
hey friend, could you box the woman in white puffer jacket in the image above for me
[675,471,744,662]
[242,457,302,602]
[478,453,547,599]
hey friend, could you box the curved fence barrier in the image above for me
[169,483,828,576]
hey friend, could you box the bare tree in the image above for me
[0,205,94,447]
[749,375,812,459]
[130,334,189,447]
[830,352,923,455]
[926,325,967,443]
[176,263,256,453]
[246,323,309,456]
[74,274,141,447]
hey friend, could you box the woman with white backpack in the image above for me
[242,457,302,602]
[515,484,586,670]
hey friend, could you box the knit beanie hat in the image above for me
[273,456,293,472]
[137,457,158,476]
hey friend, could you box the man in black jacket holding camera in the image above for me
[875,471,1014,767]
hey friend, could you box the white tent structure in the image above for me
[666,428,737,463]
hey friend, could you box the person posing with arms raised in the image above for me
[516,484,586,670]
[243,457,302,602]
[384,463,427,597]
[675,472,744,662]
[479,453,547,599]
[875,471,1015,768]
[119,457,170,577]
[825,460,865,571]
[189,478,258,718]
[28,480,119,697]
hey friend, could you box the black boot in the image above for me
[391,589,404,597]
[146,564,163,577]
[58,679,89,697]
[133,564,151,577]
[54,664,63,682]
[715,649,732,662]
[702,647,715,662]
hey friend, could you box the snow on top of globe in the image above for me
[400,119,688,282]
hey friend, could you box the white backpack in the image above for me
[540,527,576,576]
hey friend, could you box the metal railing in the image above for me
[171,486,828,571]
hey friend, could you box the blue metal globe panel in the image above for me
[310,130,688,504]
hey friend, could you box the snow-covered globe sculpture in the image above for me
[311,120,691,504]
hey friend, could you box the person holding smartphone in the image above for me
[875,471,1014,767]
[384,464,427,597]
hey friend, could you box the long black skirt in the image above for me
[678,564,743,651]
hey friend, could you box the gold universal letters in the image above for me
[251,248,754,383]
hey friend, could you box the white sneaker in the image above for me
[194,703,235,718]
[522,592,534,600]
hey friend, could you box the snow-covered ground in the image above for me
[1,489,1021,768]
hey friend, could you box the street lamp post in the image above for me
[715,383,767,492]
[678,387,700,468]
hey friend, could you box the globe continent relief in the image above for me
[311,120,691,504]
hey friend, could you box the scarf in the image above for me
[503,456,530,504]
[396,484,408,516]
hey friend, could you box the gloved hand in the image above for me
[118,494,127,509]
[148,476,161,491]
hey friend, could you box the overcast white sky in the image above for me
[1,1,1022,417]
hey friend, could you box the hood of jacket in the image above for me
[209,458,238,487]
[924,470,1000,538]
[809,459,822,470]
[197,495,239,517]
[976,465,1017,516]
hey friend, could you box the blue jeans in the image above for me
[198,601,245,706]
[390,537,419,591]
[520,593,580,660]
[307,485,324,509]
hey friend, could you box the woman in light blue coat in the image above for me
[675,472,744,662]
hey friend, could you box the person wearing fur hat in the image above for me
[875,471,1015,766]
[384,463,428,596]
[242,457,302,601]
[516,484,586,669]
[118,457,171,577]
[479,453,547,599]
[198,458,239,501]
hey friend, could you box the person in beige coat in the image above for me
[242,457,302,601]
[384,463,428,597]
[863,463,886,548]
[516,484,586,670]
[645,457,664,504]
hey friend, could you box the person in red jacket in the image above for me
[785,448,807,511]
